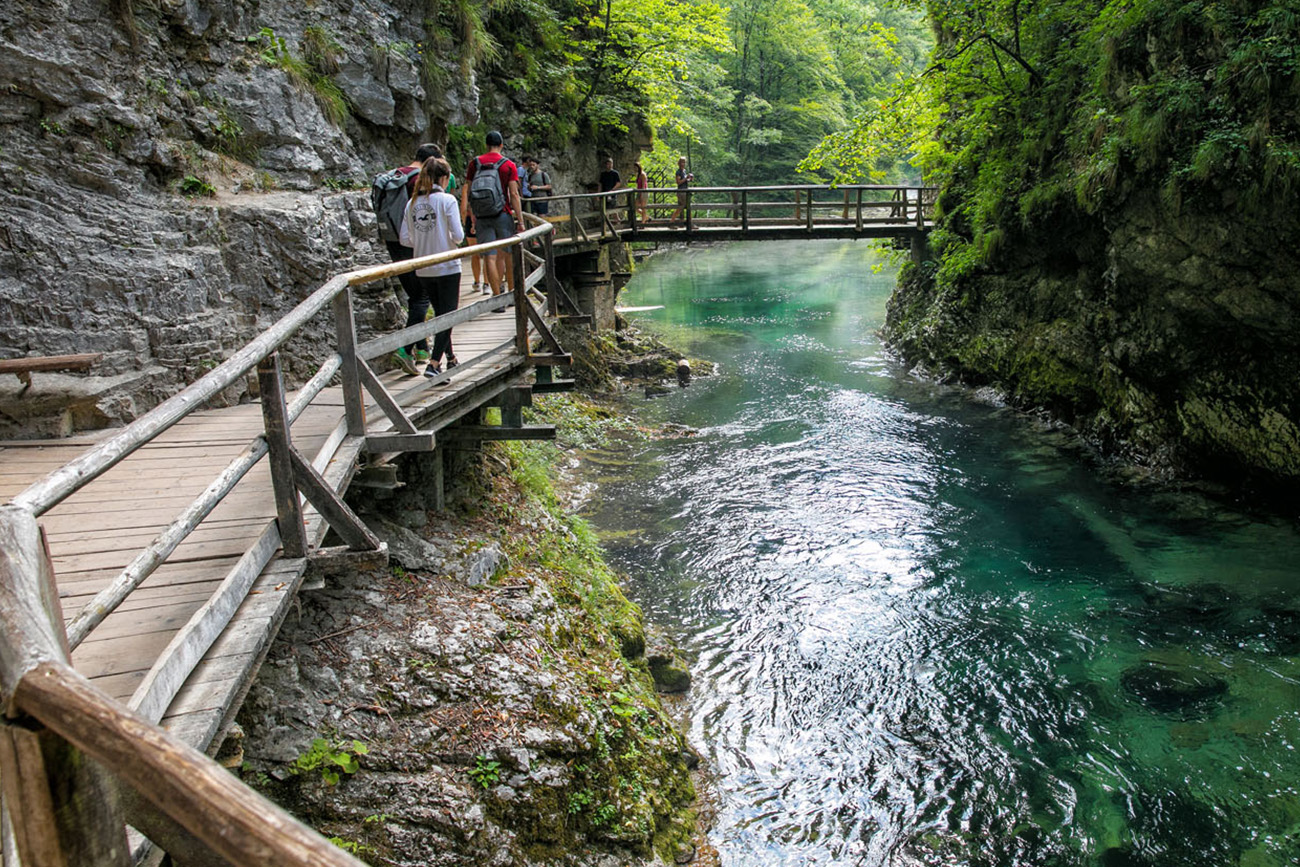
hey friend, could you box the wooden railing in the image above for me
[0,216,565,867]
[535,183,937,243]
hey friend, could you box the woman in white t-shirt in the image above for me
[400,157,465,382]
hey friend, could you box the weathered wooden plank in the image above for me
[14,661,368,867]
[438,424,557,442]
[127,525,282,724]
[287,449,382,552]
[0,354,102,375]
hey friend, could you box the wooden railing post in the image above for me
[842,189,850,221]
[332,289,366,437]
[794,189,801,223]
[257,354,307,559]
[805,189,814,232]
[628,189,637,231]
[512,245,529,357]
[916,188,925,228]
[685,190,694,233]
[543,232,559,318]
[0,506,130,867]
[856,188,864,231]
[568,197,577,243]
[599,195,608,240]
[741,190,749,234]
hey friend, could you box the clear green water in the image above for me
[578,241,1300,866]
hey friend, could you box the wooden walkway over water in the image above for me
[0,185,933,867]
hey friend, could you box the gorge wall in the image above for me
[885,0,1300,490]
[0,0,646,435]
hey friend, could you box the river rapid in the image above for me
[575,241,1300,866]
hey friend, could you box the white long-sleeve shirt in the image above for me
[399,188,465,277]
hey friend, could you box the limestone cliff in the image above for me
[0,0,647,435]
[884,1,1300,490]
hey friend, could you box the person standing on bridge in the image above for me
[461,130,525,303]
[376,142,438,374]
[634,161,649,223]
[599,157,621,193]
[526,156,552,216]
[670,157,693,223]
[400,157,464,382]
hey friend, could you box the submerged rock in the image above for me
[1120,662,1228,718]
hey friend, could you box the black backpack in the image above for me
[371,167,413,242]
[468,155,507,218]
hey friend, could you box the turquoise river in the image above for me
[577,241,1300,866]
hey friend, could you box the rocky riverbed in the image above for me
[236,379,712,865]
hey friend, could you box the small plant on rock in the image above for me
[179,175,216,198]
[290,737,368,786]
[468,754,502,789]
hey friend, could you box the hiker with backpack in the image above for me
[372,142,440,373]
[460,130,525,303]
[399,157,464,383]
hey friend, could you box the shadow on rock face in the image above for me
[1120,662,1228,719]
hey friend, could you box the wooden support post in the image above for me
[916,188,924,228]
[805,190,814,232]
[355,360,418,434]
[741,190,749,234]
[286,449,382,552]
[536,365,554,386]
[685,191,694,233]
[257,355,307,559]
[332,289,366,437]
[599,196,607,239]
[568,197,577,243]
[842,189,850,220]
[498,386,528,428]
[794,189,801,223]
[431,447,446,512]
[628,189,637,231]
[856,189,864,231]
[0,507,130,867]
[513,246,529,357]
[543,233,559,318]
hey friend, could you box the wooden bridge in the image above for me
[540,182,936,247]
[0,184,933,866]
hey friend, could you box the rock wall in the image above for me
[886,189,1300,488]
[0,0,643,435]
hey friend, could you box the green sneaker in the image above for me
[392,348,419,376]
[414,349,431,364]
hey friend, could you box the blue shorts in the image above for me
[476,211,516,244]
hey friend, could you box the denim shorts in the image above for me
[475,211,516,244]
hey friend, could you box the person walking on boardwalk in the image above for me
[460,130,524,301]
[634,161,649,223]
[400,157,465,383]
[670,157,693,223]
[374,142,439,374]
[526,156,552,216]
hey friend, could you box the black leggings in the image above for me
[387,241,428,354]
[423,273,461,364]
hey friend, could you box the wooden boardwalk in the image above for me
[0,272,526,755]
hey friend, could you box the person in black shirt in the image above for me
[598,158,621,193]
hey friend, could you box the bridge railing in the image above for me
[0,216,564,867]
[537,183,937,242]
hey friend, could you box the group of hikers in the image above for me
[371,130,554,382]
[372,131,696,382]
[598,156,695,224]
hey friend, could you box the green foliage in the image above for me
[328,836,369,855]
[468,754,503,788]
[290,737,369,786]
[256,27,349,126]
[179,175,216,197]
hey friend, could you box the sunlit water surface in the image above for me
[576,241,1300,866]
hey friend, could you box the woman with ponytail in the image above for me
[399,157,465,382]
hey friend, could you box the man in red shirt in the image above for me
[460,130,525,300]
